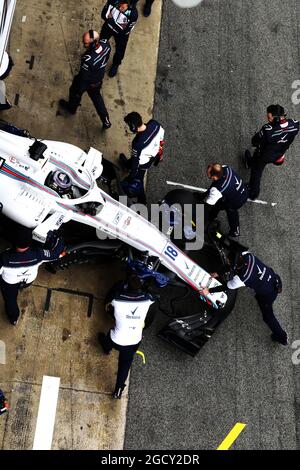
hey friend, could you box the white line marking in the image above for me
[22,16,26,22]
[0,340,5,365]
[33,376,60,450]
[166,181,277,206]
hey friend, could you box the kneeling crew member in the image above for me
[244,104,299,199]
[98,275,155,399]
[205,163,248,237]
[120,111,165,203]
[0,231,65,325]
[200,251,287,345]
[59,30,111,130]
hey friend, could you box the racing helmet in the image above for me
[47,170,72,195]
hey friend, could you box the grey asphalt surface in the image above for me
[124,0,300,450]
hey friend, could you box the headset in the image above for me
[127,121,138,133]
[124,112,142,133]
[272,104,286,124]
[89,29,97,49]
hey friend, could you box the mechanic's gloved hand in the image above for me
[210,272,219,279]
[276,276,282,294]
[45,230,59,248]
[199,287,210,297]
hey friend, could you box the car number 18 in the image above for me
[164,244,178,262]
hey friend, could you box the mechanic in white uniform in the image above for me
[0,229,65,325]
[98,275,155,398]
[119,111,165,203]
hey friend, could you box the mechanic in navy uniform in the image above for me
[98,275,155,399]
[244,104,299,199]
[0,230,65,325]
[100,0,138,77]
[205,163,248,237]
[119,111,165,203]
[59,30,112,130]
[201,251,287,345]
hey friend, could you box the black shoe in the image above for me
[271,333,288,346]
[59,99,76,115]
[108,64,119,78]
[228,227,240,238]
[119,153,129,169]
[0,99,12,111]
[248,190,257,201]
[112,385,126,399]
[143,2,152,16]
[97,332,111,355]
[242,149,252,169]
[10,317,19,326]
[102,116,111,130]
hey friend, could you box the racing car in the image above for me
[0,120,241,355]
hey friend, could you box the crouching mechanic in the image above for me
[0,230,65,325]
[205,163,248,237]
[119,112,165,203]
[200,251,287,345]
[98,275,156,399]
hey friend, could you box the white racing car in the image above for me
[0,121,240,355]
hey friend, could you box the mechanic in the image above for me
[200,251,287,345]
[98,275,155,399]
[100,0,138,77]
[205,163,248,238]
[0,230,65,326]
[119,111,165,203]
[59,30,112,130]
[243,104,299,199]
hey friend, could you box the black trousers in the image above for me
[255,285,287,342]
[248,149,278,199]
[100,23,129,67]
[0,279,21,323]
[208,199,246,233]
[68,74,109,122]
[100,332,140,390]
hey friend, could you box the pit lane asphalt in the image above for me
[124,0,300,450]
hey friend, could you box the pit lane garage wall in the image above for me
[0,0,16,66]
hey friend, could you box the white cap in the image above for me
[0,52,9,77]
